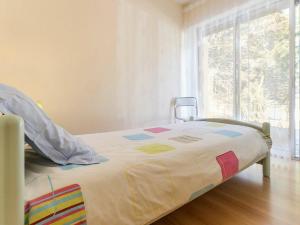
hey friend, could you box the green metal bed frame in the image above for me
[0,115,271,225]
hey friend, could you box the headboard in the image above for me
[0,115,24,225]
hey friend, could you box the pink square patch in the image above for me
[216,151,239,181]
[144,127,171,133]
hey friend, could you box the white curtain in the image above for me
[183,0,300,159]
[295,2,300,159]
[181,26,198,98]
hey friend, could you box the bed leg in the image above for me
[262,152,270,178]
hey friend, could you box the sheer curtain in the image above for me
[181,26,199,98]
[183,0,300,159]
[295,1,300,159]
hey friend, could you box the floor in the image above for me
[153,157,300,225]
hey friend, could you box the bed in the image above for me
[0,115,271,225]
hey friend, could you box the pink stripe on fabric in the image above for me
[27,184,80,206]
[43,207,85,225]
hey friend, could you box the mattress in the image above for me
[25,121,269,225]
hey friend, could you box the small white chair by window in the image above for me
[174,97,199,122]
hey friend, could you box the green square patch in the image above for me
[137,144,175,154]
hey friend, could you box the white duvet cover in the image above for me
[25,121,269,225]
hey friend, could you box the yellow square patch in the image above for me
[137,144,175,154]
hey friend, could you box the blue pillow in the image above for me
[0,84,103,165]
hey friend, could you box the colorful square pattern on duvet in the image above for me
[144,127,171,133]
[60,156,109,170]
[169,135,202,144]
[216,151,239,181]
[189,184,215,201]
[123,133,154,141]
[214,130,242,138]
[137,144,175,154]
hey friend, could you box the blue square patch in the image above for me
[214,130,242,138]
[60,156,109,170]
[123,133,154,141]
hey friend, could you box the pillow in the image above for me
[0,84,104,165]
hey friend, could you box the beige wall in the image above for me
[0,0,182,134]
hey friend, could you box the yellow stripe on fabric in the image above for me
[28,189,81,215]
[51,209,86,225]
[30,189,81,212]
[29,197,83,224]
[29,192,83,224]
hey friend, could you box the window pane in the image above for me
[200,28,234,118]
[240,11,290,154]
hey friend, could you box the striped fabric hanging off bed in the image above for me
[25,184,87,225]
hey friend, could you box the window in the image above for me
[197,2,294,156]
[240,10,290,153]
[200,28,235,118]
